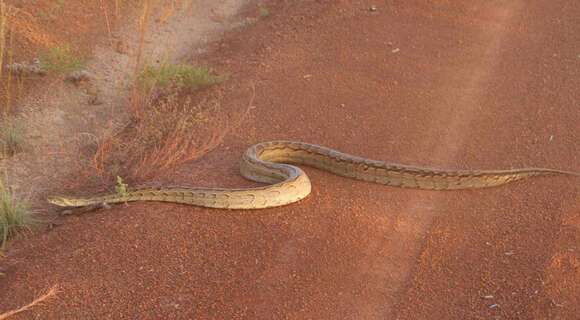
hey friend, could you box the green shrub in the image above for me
[259,5,270,17]
[40,45,85,74]
[138,63,225,91]
[0,178,34,248]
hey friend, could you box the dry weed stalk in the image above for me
[91,135,114,182]
[0,0,8,81]
[114,0,121,19]
[0,285,59,320]
[130,0,152,118]
[3,26,13,114]
[158,1,176,24]
[98,0,114,47]
[0,1,14,115]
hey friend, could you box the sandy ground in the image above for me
[1,0,579,319]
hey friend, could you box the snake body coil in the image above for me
[47,141,579,209]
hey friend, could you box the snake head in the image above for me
[47,196,77,207]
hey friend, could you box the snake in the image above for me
[47,141,579,210]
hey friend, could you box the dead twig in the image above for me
[0,285,59,319]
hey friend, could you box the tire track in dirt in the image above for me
[351,2,526,317]
[394,1,580,319]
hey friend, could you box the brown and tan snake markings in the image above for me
[47,141,579,210]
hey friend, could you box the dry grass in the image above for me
[71,79,254,192]
[98,0,114,47]
[92,0,233,185]
[0,0,8,81]
[0,117,24,157]
[129,0,152,118]
[0,285,59,320]
[0,1,15,115]
[114,0,122,19]
[91,89,234,184]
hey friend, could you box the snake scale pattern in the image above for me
[47,141,579,210]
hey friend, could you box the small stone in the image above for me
[369,5,378,12]
[115,40,129,54]
[552,300,564,308]
[88,95,103,106]
[391,48,400,53]
[5,60,46,76]
[66,70,93,83]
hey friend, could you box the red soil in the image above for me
[1,1,579,319]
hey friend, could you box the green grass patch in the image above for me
[258,5,270,17]
[0,178,34,248]
[0,118,24,157]
[40,45,85,74]
[138,63,225,92]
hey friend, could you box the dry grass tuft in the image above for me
[0,117,24,157]
[0,285,59,319]
[90,89,236,184]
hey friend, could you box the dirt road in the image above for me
[1,1,579,319]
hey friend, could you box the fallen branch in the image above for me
[0,285,59,319]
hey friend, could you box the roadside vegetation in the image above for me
[39,45,85,74]
[258,5,270,18]
[80,1,235,185]
[91,82,231,184]
[1,1,25,160]
[0,0,246,243]
[0,176,34,248]
[0,118,24,158]
[138,63,225,92]
[0,2,30,248]
[0,0,257,315]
